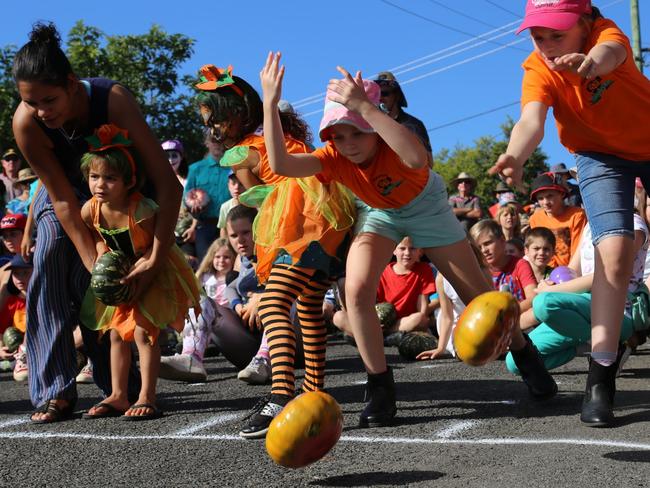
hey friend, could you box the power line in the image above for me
[427,101,519,132]
[380,0,528,53]
[482,0,521,19]
[426,0,499,29]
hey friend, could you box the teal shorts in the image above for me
[354,170,466,248]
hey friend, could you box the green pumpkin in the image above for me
[90,251,133,306]
[2,326,23,353]
[398,332,438,361]
[375,302,397,330]
[175,213,194,237]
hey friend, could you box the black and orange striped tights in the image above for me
[258,263,331,399]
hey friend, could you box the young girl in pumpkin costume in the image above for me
[195,65,355,438]
[79,124,201,420]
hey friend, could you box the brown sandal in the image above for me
[30,399,75,424]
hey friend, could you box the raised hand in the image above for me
[260,51,285,107]
[326,67,370,113]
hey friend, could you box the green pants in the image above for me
[506,291,634,375]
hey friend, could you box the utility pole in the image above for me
[630,0,643,72]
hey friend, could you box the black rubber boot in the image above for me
[511,334,558,400]
[580,357,617,427]
[359,367,397,427]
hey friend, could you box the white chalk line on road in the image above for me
[175,412,243,435]
[1,429,650,451]
[0,418,30,429]
[436,420,480,438]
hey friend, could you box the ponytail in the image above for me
[13,22,74,87]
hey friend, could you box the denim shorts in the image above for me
[575,152,650,245]
[354,170,466,248]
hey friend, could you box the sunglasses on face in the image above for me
[2,157,19,163]
[380,90,395,97]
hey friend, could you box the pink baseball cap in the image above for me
[516,0,592,34]
[318,79,381,142]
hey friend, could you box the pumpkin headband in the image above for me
[86,124,137,186]
[195,64,244,97]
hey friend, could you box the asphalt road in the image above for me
[1,336,650,487]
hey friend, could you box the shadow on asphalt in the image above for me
[604,450,650,463]
[309,470,444,486]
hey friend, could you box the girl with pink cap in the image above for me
[261,52,557,427]
[491,0,650,426]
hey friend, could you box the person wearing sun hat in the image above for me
[448,172,482,232]
[374,72,432,162]
[0,148,23,204]
[550,162,582,207]
[528,172,586,268]
[6,168,39,216]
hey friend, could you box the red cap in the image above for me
[0,214,27,231]
[517,0,592,34]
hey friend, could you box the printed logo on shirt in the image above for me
[374,174,403,196]
[585,77,614,104]
[552,226,571,262]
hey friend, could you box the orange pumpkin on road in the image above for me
[266,391,343,469]
[454,291,519,366]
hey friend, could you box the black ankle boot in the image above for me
[580,357,617,427]
[511,335,558,400]
[359,367,397,427]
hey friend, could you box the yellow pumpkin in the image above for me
[454,291,519,366]
[266,391,343,469]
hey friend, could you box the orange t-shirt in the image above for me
[237,134,310,185]
[313,140,430,209]
[529,206,587,267]
[521,18,650,161]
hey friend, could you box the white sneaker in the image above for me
[237,356,271,385]
[75,360,94,384]
[159,354,207,382]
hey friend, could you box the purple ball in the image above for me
[549,266,576,284]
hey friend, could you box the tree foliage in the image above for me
[0,22,206,161]
[433,118,548,209]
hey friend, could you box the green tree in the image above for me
[433,118,548,210]
[0,45,19,153]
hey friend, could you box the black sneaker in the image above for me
[239,395,290,439]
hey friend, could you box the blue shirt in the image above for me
[184,155,231,220]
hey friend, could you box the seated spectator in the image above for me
[496,204,522,241]
[0,254,33,382]
[470,219,537,312]
[0,213,26,266]
[505,238,525,259]
[6,168,38,216]
[448,172,482,232]
[528,172,586,267]
[334,236,436,336]
[550,163,582,208]
[524,227,556,283]
[218,171,244,239]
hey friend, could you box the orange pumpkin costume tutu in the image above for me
[221,134,355,283]
[81,192,201,343]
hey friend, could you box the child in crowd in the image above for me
[6,168,38,216]
[524,227,556,283]
[528,172,586,267]
[490,0,650,425]
[159,205,266,383]
[470,220,537,312]
[505,238,525,259]
[0,254,32,381]
[195,238,236,305]
[217,171,244,239]
[79,125,201,421]
[195,64,353,438]
[0,213,26,265]
[496,203,522,241]
[334,236,435,336]
[261,53,556,426]
[506,209,649,383]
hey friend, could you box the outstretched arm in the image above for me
[260,52,322,177]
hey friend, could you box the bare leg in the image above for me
[333,310,352,335]
[396,312,430,333]
[592,236,634,354]
[125,327,160,417]
[345,233,397,374]
[86,330,130,415]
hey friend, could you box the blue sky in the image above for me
[1,0,646,168]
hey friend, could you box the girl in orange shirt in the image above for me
[261,53,557,428]
[491,0,650,426]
